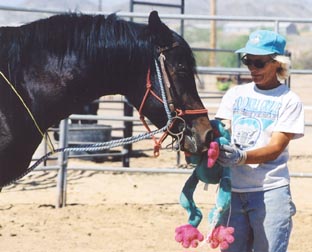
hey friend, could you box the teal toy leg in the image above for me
[176,120,235,250]
[180,170,203,227]
[206,167,234,250]
[176,170,204,248]
[208,167,231,227]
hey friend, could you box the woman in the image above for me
[215,30,305,252]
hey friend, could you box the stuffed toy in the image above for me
[175,120,235,250]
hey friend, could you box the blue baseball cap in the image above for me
[235,30,286,55]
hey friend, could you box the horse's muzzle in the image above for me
[205,129,214,146]
[183,135,198,153]
[182,128,214,154]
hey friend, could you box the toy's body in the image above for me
[175,120,235,250]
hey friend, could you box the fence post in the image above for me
[123,99,133,167]
[56,118,69,208]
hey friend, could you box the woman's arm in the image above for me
[245,131,294,164]
[217,119,294,166]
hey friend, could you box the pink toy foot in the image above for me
[175,224,204,248]
[207,225,235,250]
[207,141,220,168]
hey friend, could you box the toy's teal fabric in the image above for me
[175,120,234,249]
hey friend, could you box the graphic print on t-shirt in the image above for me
[232,96,282,149]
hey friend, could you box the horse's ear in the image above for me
[148,11,162,31]
[148,11,173,46]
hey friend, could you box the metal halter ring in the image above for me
[166,115,186,137]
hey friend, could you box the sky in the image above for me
[0,0,130,13]
[0,0,27,6]
[0,0,98,7]
[0,0,133,26]
[0,0,126,7]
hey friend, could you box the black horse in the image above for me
[0,11,213,187]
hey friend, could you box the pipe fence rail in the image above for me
[33,100,312,208]
[0,5,311,207]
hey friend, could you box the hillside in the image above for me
[2,0,312,25]
[1,0,312,69]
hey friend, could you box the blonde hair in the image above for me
[273,55,291,81]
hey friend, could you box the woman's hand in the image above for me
[217,144,247,167]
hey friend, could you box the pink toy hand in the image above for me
[207,225,235,250]
[207,141,220,168]
[175,224,204,248]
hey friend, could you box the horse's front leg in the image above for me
[175,171,204,248]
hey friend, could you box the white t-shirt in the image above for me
[215,82,305,192]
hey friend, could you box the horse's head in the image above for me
[139,11,214,154]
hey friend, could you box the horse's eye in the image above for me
[176,63,186,72]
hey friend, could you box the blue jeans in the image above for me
[221,185,296,252]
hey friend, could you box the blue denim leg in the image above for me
[221,186,296,252]
[221,192,253,252]
[252,186,296,252]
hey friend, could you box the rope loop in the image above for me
[0,71,56,153]
[154,143,161,157]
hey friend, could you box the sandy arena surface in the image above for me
[0,74,311,252]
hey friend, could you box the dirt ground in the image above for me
[0,74,312,252]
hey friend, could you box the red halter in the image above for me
[138,63,208,157]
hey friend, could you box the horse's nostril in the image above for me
[184,135,198,153]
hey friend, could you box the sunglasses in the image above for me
[241,56,275,69]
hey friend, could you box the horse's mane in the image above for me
[0,13,197,85]
[0,13,153,71]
